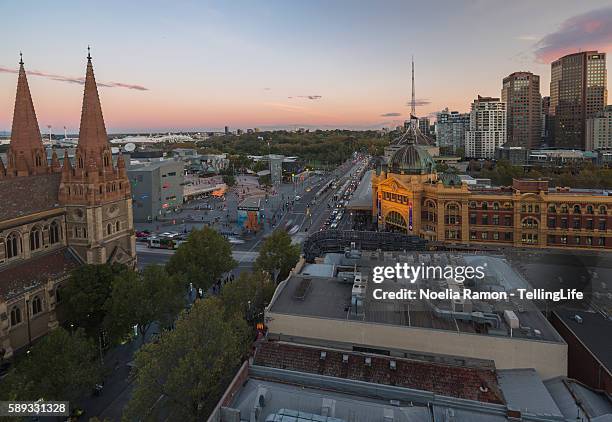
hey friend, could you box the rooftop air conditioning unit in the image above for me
[320,351,327,361]
[365,357,372,367]
[573,315,583,324]
[342,354,349,364]
[389,360,397,370]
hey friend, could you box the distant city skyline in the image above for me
[1,1,611,133]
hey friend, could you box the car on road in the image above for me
[227,237,245,244]
[294,195,301,201]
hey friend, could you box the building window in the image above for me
[10,306,21,326]
[599,237,606,246]
[599,205,607,215]
[504,232,512,241]
[573,219,581,229]
[115,221,120,232]
[55,287,62,303]
[6,232,20,259]
[587,205,594,214]
[482,215,489,225]
[548,217,556,228]
[481,232,488,240]
[548,205,556,213]
[470,214,477,224]
[481,203,488,210]
[587,219,593,229]
[561,235,567,244]
[522,233,538,244]
[107,224,112,236]
[573,205,581,214]
[493,202,500,210]
[50,221,60,244]
[522,218,538,228]
[493,232,499,240]
[470,231,477,240]
[561,218,568,229]
[29,227,42,251]
[31,296,42,315]
[504,216,512,226]
[561,204,569,213]
[586,236,593,245]
[493,215,499,225]
[575,236,580,244]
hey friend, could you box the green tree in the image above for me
[166,227,237,291]
[222,174,236,186]
[255,229,300,282]
[221,271,276,324]
[62,263,128,334]
[104,265,185,345]
[123,298,248,422]
[0,328,101,402]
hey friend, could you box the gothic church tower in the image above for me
[58,49,136,265]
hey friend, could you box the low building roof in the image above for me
[552,309,612,374]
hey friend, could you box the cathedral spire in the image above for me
[7,53,48,177]
[76,47,109,167]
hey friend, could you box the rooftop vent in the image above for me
[342,354,349,364]
[479,382,489,393]
[320,351,327,361]
[365,357,372,367]
[389,400,400,407]
[573,314,583,324]
[389,360,397,371]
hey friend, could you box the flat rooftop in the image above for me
[345,170,372,211]
[270,251,563,343]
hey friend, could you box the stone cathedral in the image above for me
[0,52,136,358]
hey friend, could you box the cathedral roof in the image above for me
[388,143,436,175]
[0,247,80,300]
[0,173,61,221]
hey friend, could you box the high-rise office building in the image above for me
[435,108,470,153]
[586,105,612,151]
[550,51,607,149]
[541,96,552,145]
[465,96,506,159]
[501,72,541,149]
[418,117,430,136]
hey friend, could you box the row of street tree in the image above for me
[0,227,300,422]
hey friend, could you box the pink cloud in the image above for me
[534,7,612,63]
[0,66,148,90]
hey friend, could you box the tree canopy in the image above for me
[166,227,237,291]
[104,265,185,344]
[220,271,276,324]
[255,229,301,282]
[62,263,128,334]
[0,328,101,403]
[123,298,248,422]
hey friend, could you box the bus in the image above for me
[148,235,184,250]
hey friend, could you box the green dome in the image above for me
[389,144,435,175]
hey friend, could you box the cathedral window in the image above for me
[6,232,20,259]
[116,221,120,232]
[107,224,112,236]
[29,226,42,251]
[31,296,43,315]
[50,221,60,244]
[10,306,22,326]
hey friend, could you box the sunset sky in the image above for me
[1,0,611,133]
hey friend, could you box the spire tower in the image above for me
[411,56,416,118]
[6,53,48,177]
[75,46,111,170]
